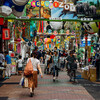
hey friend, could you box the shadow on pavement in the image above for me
[0,97,8,100]
[0,82,19,87]
[77,72,100,100]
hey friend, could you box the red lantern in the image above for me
[2,29,10,40]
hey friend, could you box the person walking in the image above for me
[42,50,46,64]
[27,52,43,97]
[16,55,23,75]
[5,51,11,79]
[49,52,53,74]
[44,51,50,74]
[52,51,60,82]
[66,51,77,82]
[60,54,65,71]
[0,51,5,66]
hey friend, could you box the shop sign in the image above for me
[31,1,76,11]
[49,17,62,20]
[16,16,29,19]
[2,29,10,40]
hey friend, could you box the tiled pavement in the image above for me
[0,71,95,100]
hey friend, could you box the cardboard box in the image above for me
[90,67,96,74]
[81,70,89,80]
[90,74,96,82]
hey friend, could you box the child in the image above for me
[16,55,23,75]
[60,54,65,71]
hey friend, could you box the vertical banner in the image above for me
[2,29,10,40]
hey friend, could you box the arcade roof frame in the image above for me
[0,16,100,22]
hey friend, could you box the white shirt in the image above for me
[26,53,29,58]
[27,57,40,71]
[60,57,65,63]
[16,59,23,68]
[45,55,50,61]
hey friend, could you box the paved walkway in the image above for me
[0,71,94,100]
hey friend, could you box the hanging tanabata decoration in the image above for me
[2,28,10,40]
[0,18,4,25]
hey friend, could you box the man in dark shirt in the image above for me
[33,46,42,60]
[66,51,76,69]
[66,51,77,82]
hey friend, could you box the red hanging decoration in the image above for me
[10,53,15,57]
[50,35,55,39]
[2,28,10,40]
[9,44,13,51]
[4,20,8,28]
[42,21,44,33]
[22,27,26,37]
[0,18,4,25]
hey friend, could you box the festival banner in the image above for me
[26,0,51,19]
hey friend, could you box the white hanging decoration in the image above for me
[50,21,63,30]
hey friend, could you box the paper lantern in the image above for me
[2,29,10,40]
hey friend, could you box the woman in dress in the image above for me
[27,52,43,97]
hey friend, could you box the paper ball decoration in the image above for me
[47,38,51,43]
[50,22,63,30]
[50,35,55,39]
[44,38,51,43]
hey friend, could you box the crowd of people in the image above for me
[0,46,100,97]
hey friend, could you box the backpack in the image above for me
[24,59,34,77]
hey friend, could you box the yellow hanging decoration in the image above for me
[14,43,16,52]
[8,20,14,22]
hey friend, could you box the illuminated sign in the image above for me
[31,1,76,11]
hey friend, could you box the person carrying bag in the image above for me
[24,52,43,97]
[24,59,34,77]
